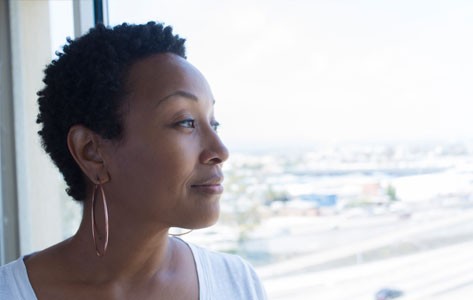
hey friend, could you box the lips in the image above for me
[190,175,224,194]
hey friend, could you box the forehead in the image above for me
[125,53,212,103]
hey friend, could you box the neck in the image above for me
[66,201,175,284]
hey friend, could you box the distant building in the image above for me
[298,194,338,207]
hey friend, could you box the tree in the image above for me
[386,184,398,202]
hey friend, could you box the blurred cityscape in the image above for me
[184,141,473,299]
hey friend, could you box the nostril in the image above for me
[211,157,223,164]
[200,131,229,165]
[200,148,227,165]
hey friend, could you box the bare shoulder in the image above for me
[24,240,70,279]
[23,240,84,300]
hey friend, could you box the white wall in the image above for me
[9,0,69,255]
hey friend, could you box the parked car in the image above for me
[375,288,404,300]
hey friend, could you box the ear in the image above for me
[67,125,110,185]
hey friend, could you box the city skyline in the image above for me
[49,1,473,151]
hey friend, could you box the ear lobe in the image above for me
[67,125,110,185]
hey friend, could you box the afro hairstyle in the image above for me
[36,22,186,201]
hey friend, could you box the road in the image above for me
[260,240,473,299]
[256,208,473,299]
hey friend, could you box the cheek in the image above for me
[153,141,197,186]
[112,135,198,197]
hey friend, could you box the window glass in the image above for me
[48,0,83,241]
[7,0,79,257]
[109,1,473,299]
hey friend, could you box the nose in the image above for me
[199,129,229,165]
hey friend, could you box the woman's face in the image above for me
[104,53,229,230]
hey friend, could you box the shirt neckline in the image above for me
[173,237,204,300]
[18,240,203,300]
[17,256,39,300]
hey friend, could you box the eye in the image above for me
[176,119,195,129]
[211,120,220,131]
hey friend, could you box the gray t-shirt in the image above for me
[0,243,267,299]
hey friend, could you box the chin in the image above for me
[203,213,220,228]
[192,210,220,229]
[185,203,221,230]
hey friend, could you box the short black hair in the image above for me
[37,22,186,201]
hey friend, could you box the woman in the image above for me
[0,22,267,299]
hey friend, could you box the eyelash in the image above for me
[176,119,220,131]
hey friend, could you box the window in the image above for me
[109,1,473,298]
[3,1,472,298]
[1,0,84,263]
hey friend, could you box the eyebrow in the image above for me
[155,90,216,107]
[156,90,198,106]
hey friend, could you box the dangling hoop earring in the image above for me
[169,228,193,237]
[91,183,109,257]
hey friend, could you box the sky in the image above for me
[51,0,473,151]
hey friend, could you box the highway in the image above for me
[262,240,473,299]
[258,209,473,299]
